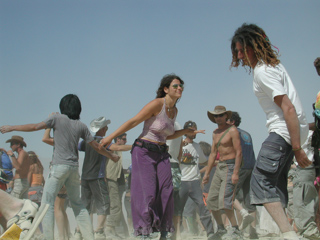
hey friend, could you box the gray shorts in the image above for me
[81,178,110,215]
[207,160,237,210]
[250,133,293,207]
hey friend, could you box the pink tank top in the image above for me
[139,99,177,143]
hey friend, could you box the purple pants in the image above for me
[131,141,174,236]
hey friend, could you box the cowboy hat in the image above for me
[207,105,232,123]
[90,117,111,133]
[6,135,27,147]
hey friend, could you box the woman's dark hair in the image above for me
[59,94,82,120]
[156,74,184,99]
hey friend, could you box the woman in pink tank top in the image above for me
[100,74,204,239]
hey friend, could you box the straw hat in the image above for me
[207,105,232,123]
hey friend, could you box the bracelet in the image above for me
[10,154,15,158]
[292,147,302,152]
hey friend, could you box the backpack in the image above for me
[311,103,320,176]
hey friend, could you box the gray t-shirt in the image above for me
[44,114,94,166]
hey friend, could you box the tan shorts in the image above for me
[206,160,237,210]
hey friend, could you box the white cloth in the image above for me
[294,130,314,166]
[253,62,308,145]
[167,122,182,164]
[181,142,207,181]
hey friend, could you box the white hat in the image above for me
[90,117,111,133]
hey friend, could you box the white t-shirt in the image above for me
[294,130,314,166]
[167,122,182,164]
[253,62,308,145]
[181,142,207,181]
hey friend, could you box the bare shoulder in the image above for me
[144,98,163,113]
[20,150,29,159]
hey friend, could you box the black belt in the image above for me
[133,139,169,153]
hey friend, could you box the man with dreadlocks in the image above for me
[230,23,312,240]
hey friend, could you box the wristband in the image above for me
[10,154,15,158]
[292,147,302,152]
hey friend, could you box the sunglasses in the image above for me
[213,113,225,118]
[172,84,184,89]
[121,138,127,141]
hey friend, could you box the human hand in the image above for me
[314,57,320,76]
[231,173,239,185]
[7,150,13,156]
[0,125,13,134]
[110,153,120,162]
[294,149,312,168]
[202,174,209,185]
[99,136,112,150]
[186,129,205,135]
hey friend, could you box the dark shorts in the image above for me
[250,132,293,208]
[28,186,43,204]
[235,168,256,212]
[81,178,110,215]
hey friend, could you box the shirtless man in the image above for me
[203,105,242,240]
[6,136,30,199]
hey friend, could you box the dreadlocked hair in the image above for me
[230,23,280,72]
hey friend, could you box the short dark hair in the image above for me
[59,94,82,120]
[114,133,127,143]
[230,111,241,127]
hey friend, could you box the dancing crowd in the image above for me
[0,23,320,240]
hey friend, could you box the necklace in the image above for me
[166,105,174,112]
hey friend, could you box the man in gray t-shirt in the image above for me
[0,94,119,240]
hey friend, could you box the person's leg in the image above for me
[106,179,121,234]
[89,178,109,232]
[130,146,158,236]
[171,166,182,240]
[54,196,69,240]
[41,165,68,240]
[292,166,320,238]
[188,180,214,237]
[65,166,94,240]
[156,154,174,237]
[251,133,296,237]
[0,189,24,221]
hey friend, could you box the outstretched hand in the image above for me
[185,129,205,135]
[0,125,12,134]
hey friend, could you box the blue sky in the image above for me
[1,1,319,174]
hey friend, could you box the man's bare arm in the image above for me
[274,94,311,168]
[230,127,242,184]
[108,144,132,152]
[8,150,28,171]
[202,133,218,184]
[89,140,120,162]
[1,122,47,133]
